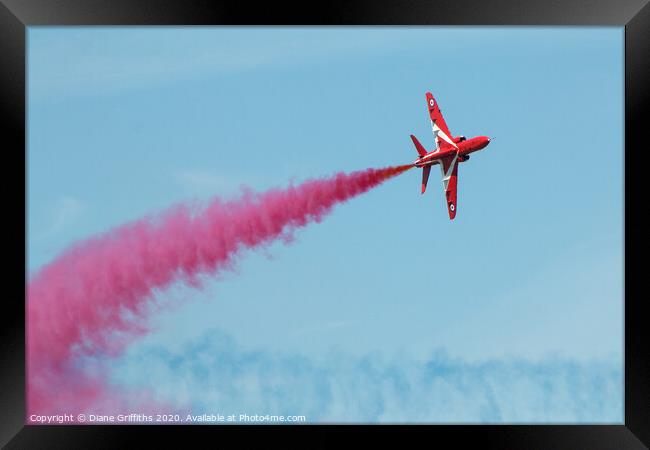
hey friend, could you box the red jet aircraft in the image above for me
[410,92,491,220]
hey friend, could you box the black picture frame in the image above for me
[2,0,647,447]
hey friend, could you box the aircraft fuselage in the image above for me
[413,136,490,168]
[409,91,492,219]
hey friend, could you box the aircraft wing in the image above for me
[439,154,459,220]
[426,92,458,151]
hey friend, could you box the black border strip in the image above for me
[1,0,649,24]
[0,0,27,446]
[2,0,648,447]
[624,0,650,447]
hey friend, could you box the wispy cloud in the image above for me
[28,28,410,101]
[107,329,623,423]
[33,195,84,241]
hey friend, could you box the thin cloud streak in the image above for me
[28,28,410,101]
[33,196,84,241]
[109,329,623,423]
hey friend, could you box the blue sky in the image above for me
[27,27,623,422]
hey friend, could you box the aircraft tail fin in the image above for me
[410,135,427,157]
[421,165,431,194]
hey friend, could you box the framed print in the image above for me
[1,0,648,447]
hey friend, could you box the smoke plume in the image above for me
[27,164,411,415]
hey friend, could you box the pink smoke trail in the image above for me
[27,164,411,417]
